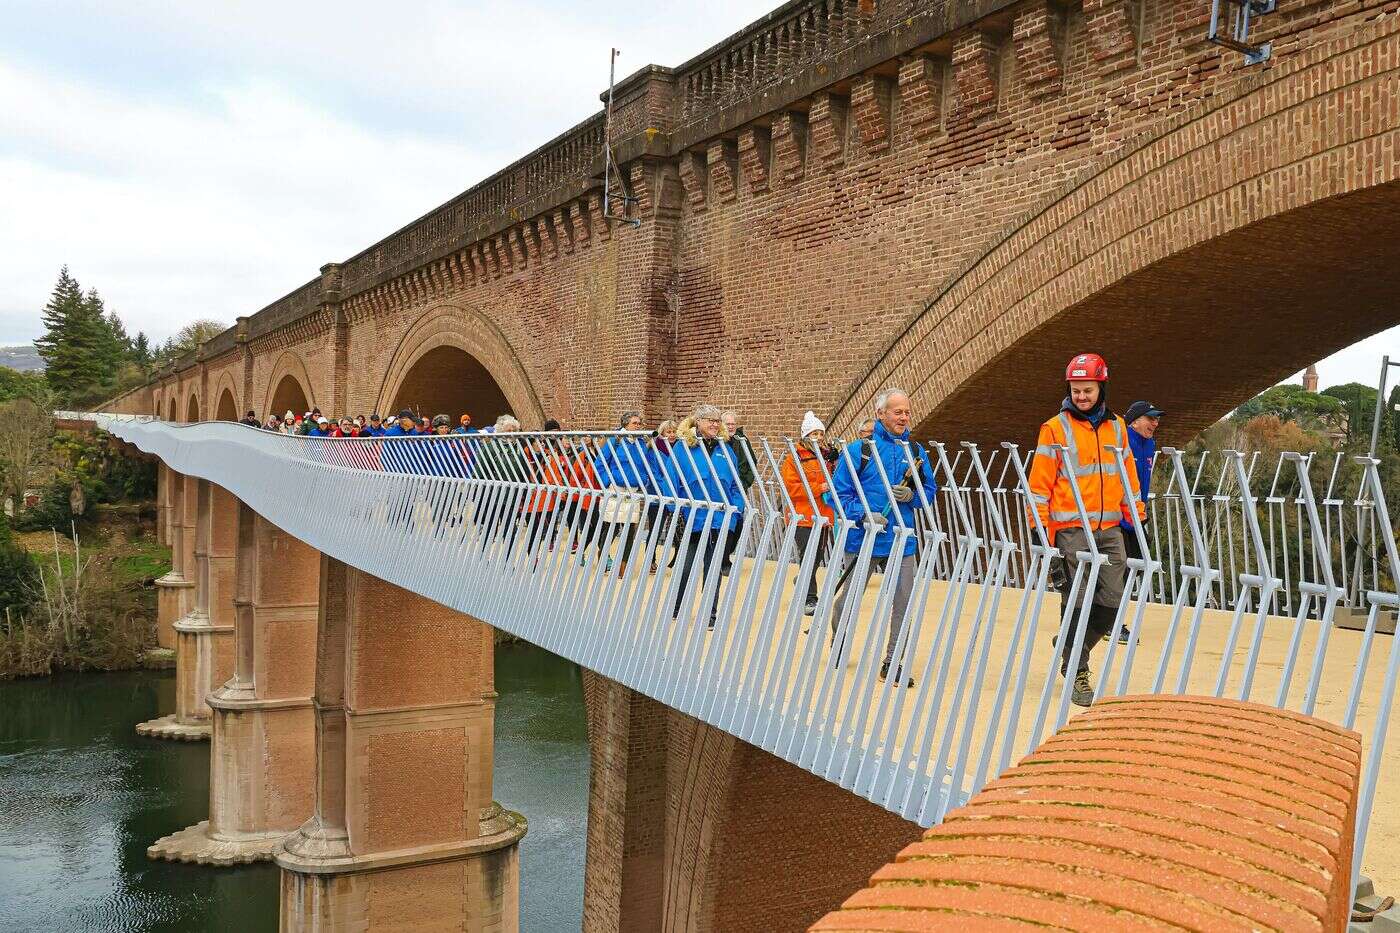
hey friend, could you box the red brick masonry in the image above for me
[812,695,1361,932]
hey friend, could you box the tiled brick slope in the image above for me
[811,695,1361,932]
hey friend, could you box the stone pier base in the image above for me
[134,713,210,741]
[147,820,287,866]
[277,804,526,931]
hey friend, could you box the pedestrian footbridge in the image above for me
[90,414,1400,930]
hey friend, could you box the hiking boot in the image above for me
[1117,626,1132,644]
[803,596,818,616]
[879,660,915,688]
[1070,670,1095,707]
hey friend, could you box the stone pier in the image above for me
[149,504,320,864]
[139,476,235,739]
[277,557,525,932]
[151,465,193,657]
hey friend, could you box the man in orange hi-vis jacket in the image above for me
[1028,352,1146,707]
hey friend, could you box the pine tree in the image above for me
[105,308,133,362]
[35,267,102,405]
[86,289,129,398]
[33,269,139,406]
[132,332,151,369]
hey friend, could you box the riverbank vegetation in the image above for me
[0,409,161,680]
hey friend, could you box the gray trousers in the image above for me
[1053,526,1127,673]
[831,550,918,668]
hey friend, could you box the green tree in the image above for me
[1389,384,1400,453]
[1322,382,1383,446]
[1234,384,1342,428]
[131,332,151,368]
[0,516,36,622]
[35,267,104,404]
[34,268,145,407]
[169,319,225,356]
[0,367,50,406]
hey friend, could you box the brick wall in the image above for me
[137,0,1400,449]
[582,672,922,932]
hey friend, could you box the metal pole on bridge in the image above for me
[1367,354,1400,459]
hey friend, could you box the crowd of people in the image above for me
[231,350,1163,705]
[240,408,481,436]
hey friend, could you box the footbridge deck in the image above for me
[93,414,1400,896]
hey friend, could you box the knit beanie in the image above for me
[800,410,824,439]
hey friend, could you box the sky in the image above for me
[1,1,1396,391]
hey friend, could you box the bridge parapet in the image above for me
[812,694,1362,932]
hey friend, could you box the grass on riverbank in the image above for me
[0,506,164,680]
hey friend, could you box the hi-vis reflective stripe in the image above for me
[1050,508,1122,523]
[1034,442,1095,475]
[1056,414,1078,463]
[1055,412,1118,478]
[1030,493,1049,504]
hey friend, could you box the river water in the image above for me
[0,643,589,932]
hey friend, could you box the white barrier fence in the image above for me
[85,413,1400,888]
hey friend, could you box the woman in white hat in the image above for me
[780,411,837,615]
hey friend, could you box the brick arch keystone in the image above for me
[830,15,1400,444]
[374,303,544,427]
[261,350,317,417]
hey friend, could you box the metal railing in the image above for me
[89,413,1400,886]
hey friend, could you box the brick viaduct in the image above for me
[109,0,1400,928]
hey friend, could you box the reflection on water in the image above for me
[0,643,588,932]
[496,643,590,931]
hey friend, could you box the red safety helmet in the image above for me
[1065,352,1108,382]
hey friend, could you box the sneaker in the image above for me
[879,660,915,687]
[803,597,818,616]
[1117,626,1132,644]
[707,615,717,630]
[1070,670,1095,707]
[605,558,613,573]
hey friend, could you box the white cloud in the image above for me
[0,61,495,343]
[5,0,1396,380]
[0,0,778,345]
[1287,323,1400,394]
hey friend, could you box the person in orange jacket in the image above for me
[1028,352,1145,707]
[522,428,568,553]
[781,411,837,615]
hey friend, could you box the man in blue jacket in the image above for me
[594,412,648,573]
[830,388,938,686]
[1116,400,1162,643]
[667,405,744,628]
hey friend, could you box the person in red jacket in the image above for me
[781,411,837,615]
[1027,352,1145,707]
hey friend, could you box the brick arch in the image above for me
[262,350,316,418]
[375,304,544,428]
[581,673,921,933]
[166,393,177,422]
[831,18,1400,447]
[186,390,201,424]
[212,371,239,421]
